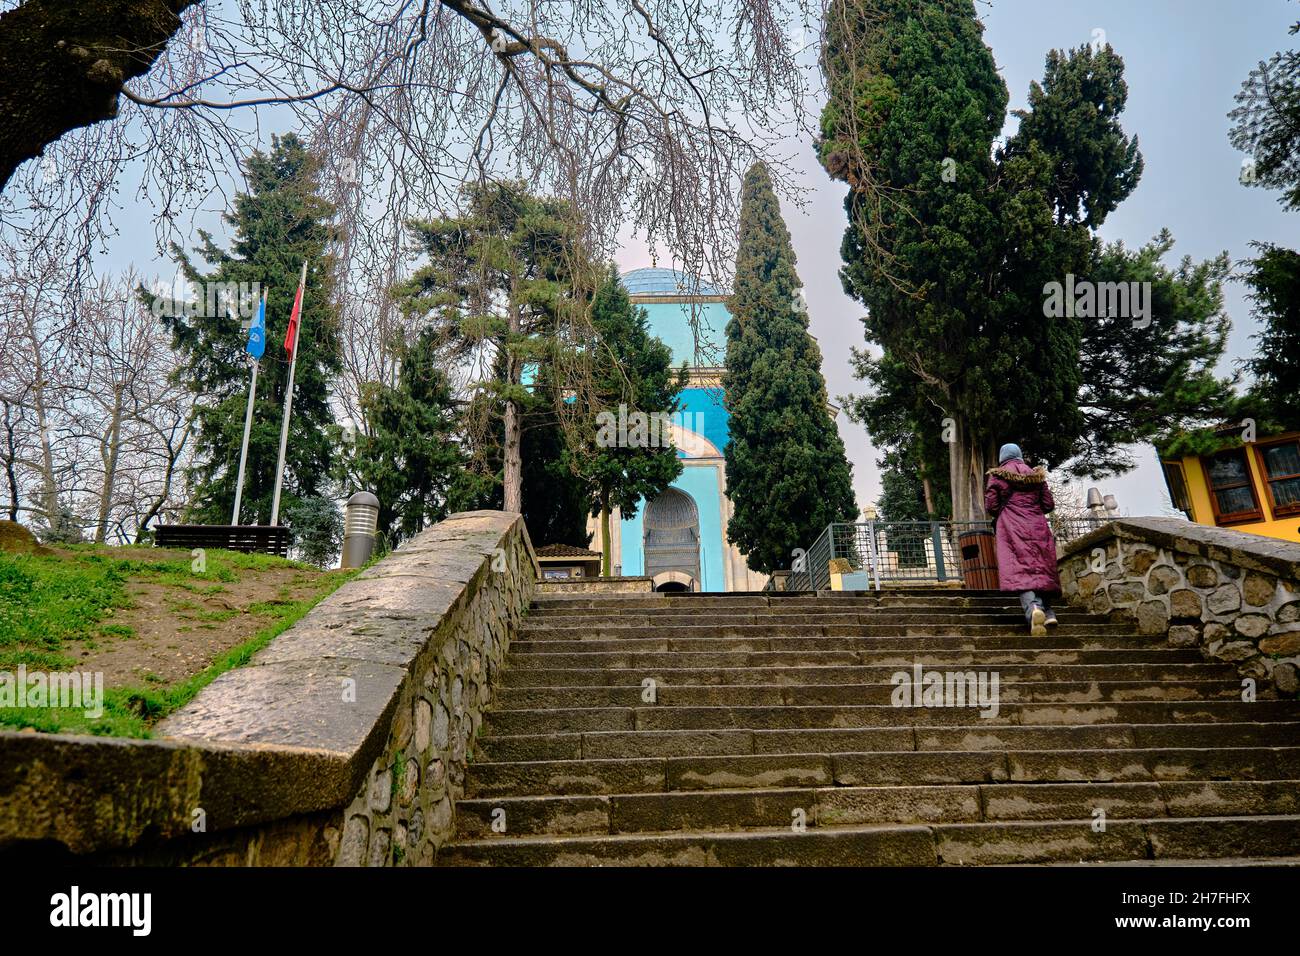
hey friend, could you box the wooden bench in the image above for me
[154,524,291,557]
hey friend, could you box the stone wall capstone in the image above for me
[0,510,538,865]
[1058,518,1300,697]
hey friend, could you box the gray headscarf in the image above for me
[998,443,1023,464]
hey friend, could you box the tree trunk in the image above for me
[947,413,990,523]
[33,378,58,529]
[599,496,612,576]
[2,400,19,522]
[95,386,124,543]
[0,0,198,189]
[136,417,191,539]
[502,300,523,514]
[503,398,522,513]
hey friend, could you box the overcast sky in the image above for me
[623,0,1298,517]
[95,1,1297,519]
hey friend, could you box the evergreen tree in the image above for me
[1223,21,1300,432]
[519,369,594,548]
[1229,21,1300,210]
[1077,233,1235,474]
[342,327,465,548]
[1237,244,1300,427]
[155,133,341,525]
[285,495,343,568]
[395,180,590,516]
[819,2,1223,515]
[845,350,952,518]
[723,163,858,573]
[570,265,684,574]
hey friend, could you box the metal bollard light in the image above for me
[342,491,380,569]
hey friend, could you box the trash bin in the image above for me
[957,528,999,590]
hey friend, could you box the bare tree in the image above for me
[0,245,195,541]
[2,0,819,312]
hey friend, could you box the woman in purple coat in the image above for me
[983,443,1060,636]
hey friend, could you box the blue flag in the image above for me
[246,297,266,360]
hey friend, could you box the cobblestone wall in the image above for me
[1059,518,1300,697]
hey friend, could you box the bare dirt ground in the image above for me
[60,547,342,688]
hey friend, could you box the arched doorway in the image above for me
[644,488,700,592]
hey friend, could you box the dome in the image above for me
[621,267,724,298]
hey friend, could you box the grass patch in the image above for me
[0,568,356,738]
[0,541,355,737]
[0,551,130,668]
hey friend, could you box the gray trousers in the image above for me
[1019,591,1054,622]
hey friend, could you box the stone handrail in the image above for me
[1058,517,1300,696]
[0,510,538,865]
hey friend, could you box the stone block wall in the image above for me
[1059,518,1300,696]
[538,576,654,594]
[0,511,538,865]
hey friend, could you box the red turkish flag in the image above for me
[283,280,304,356]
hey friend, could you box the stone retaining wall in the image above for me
[1058,518,1300,696]
[0,510,538,865]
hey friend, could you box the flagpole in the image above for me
[231,290,265,525]
[270,259,308,526]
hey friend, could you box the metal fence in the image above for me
[785,516,1112,591]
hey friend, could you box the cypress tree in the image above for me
[819,1,1229,514]
[156,133,341,525]
[723,163,858,573]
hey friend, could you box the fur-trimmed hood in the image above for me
[986,464,1048,486]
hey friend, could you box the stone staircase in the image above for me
[437,589,1300,865]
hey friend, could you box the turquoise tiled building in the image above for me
[590,268,767,592]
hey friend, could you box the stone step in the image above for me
[934,815,1300,865]
[507,634,1172,653]
[506,648,1195,667]
[450,584,1300,866]
[530,591,1011,610]
[527,611,1100,627]
[436,815,1300,866]
[437,822,938,866]
[483,699,1300,735]
[475,722,1300,762]
[493,679,1245,710]
[500,663,1225,686]
[462,747,1300,798]
[530,598,1071,615]
[518,622,1139,640]
[452,779,1300,838]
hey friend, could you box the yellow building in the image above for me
[1160,428,1300,544]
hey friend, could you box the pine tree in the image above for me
[570,265,684,574]
[1229,21,1300,210]
[342,327,466,548]
[723,163,858,573]
[396,180,590,516]
[155,133,341,525]
[1241,243,1300,425]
